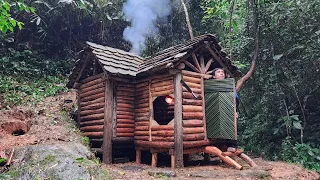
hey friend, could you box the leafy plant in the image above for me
[0,0,35,33]
[281,137,320,171]
[82,136,90,147]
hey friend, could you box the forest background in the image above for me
[0,0,319,171]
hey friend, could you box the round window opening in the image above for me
[153,96,174,125]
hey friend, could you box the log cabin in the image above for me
[67,34,256,169]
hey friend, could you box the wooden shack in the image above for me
[67,34,255,169]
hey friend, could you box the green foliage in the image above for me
[82,136,90,147]
[0,43,70,108]
[0,0,34,33]
[0,157,7,163]
[236,0,320,171]
[201,0,247,50]
[281,137,320,171]
[0,75,67,108]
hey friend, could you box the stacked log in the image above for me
[134,76,175,147]
[150,76,174,97]
[79,74,105,139]
[150,76,175,143]
[181,70,207,148]
[134,80,150,142]
[116,82,135,138]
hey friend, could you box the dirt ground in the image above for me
[0,91,319,179]
[0,90,81,152]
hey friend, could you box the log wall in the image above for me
[116,82,135,138]
[134,75,175,149]
[79,74,105,139]
[181,70,209,148]
[134,79,150,145]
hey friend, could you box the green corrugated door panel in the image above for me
[205,78,236,140]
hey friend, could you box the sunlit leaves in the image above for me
[0,0,35,33]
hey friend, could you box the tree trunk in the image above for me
[180,0,194,39]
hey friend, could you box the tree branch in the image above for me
[235,29,258,92]
[180,0,194,39]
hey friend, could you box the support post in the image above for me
[201,77,207,140]
[136,149,141,164]
[174,72,184,168]
[102,77,114,164]
[151,153,158,167]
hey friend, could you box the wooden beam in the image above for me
[201,77,207,140]
[185,61,201,73]
[74,53,91,88]
[191,53,201,72]
[113,83,117,138]
[233,78,237,140]
[151,153,158,167]
[148,79,152,141]
[177,63,185,70]
[205,58,214,73]
[174,72,184,168]
[136,149,141,164]
[102,77,113,164]
[206,45,234,78]
[199,55,205,73]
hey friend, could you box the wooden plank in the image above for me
[102,78,113,164]
[174,72,183,168]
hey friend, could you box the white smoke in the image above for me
[122,0,171,55]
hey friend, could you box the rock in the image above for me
[148,168,177,177]
[4,142,108,180]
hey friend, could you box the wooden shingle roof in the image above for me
[138,34,219,74]
[67,34,239,88]
[88,42,144,76]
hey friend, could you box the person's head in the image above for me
[212,68,225,80]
